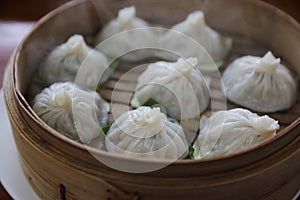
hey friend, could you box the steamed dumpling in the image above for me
[160,11,232,70]
[131,57,210,120]
[95,6,157,61]
[38,34,112,89]
[32,82,110,144]
[223,51,297,112]
[105,107,189,159]
[192,108,279,159]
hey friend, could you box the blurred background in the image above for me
[0,0,299,21]
[0,0,69,21]
[0,0,299,199]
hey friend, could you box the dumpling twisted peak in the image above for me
[256,51,281,73]
[174,57,198,76]
[53,89,72,108]
[118,6,136,26]
[66,35,86,54]
[129,107,164,129]
[251,115,280,133]
[179,11,206,30]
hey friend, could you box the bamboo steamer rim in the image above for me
[10,0,300,165]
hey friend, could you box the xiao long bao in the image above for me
[160,10,232,70]
[32,82,110,144]
[223,51,297,112]
[95,6,158,61]
[192,108,280,160]
[131,57,210,120]
[105,107,189,160]
[38,34,113,90]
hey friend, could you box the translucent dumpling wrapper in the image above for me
[32,82,110,144]
[38,34,113,90]
[192,108,279,159]
[95,6,158,61]
[105,107,189,160]
[131,57,210,120]
[223,51,298,112]
[160,11,232,71]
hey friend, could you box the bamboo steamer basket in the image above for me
[3,0,300,199]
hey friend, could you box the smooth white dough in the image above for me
[32,82,110,144]
[38,34,112,89]
[223,51,298,112]
[105,107,189,160]
[95,6,158,61]
[131,57,210,120]
[193,108,279,159]
[160,11,232,70]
